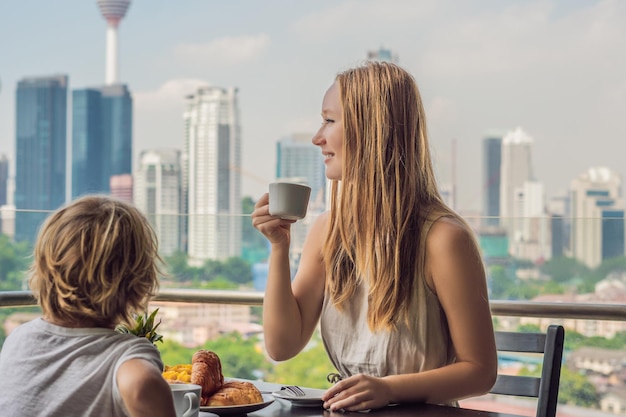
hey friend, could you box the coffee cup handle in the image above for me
[182,392,199,417]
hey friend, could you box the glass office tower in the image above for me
[482,135,502,227]
[72,84,132,198]
[15,75,68,243]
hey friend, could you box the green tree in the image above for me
[0,234,31,290]
[557,368,599,407]
[159,333,270,381]
[204,333,270,380]
[241,196,269,264]
[199,277,238,290]
[222,257,252,284]
[593,256,626,282]
[160,340,197,366]
[488,265,513,300]
[163,251,203,283]
[517,323,541,333]
[540,257,590,284]
[267,333,337,389]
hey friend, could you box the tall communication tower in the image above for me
[96,0,131,85]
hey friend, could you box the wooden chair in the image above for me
[490,324,565,417]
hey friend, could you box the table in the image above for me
[199,380,522,417]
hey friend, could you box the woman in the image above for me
[252,61,497,411]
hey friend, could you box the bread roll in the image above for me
[191,350,224,401]
[206,381,263,406]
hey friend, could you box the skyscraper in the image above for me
[183,86,242,264]
[72,2,133,197]
[570,167,624,268]
[0,154,8,207]
[482,134,502,227]
[499,127,534,234]
[15,75,68,243]
[134,149,182,256]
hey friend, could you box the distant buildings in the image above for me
[72,84,133,197]
[367,46,399,63]
[134,149,182,256]
[479,127,551,263]
[0,154,8,207]
[276,133,326,212]
[275,133,326,272]
[14,75,68,243]
[110,174,133,203]
[570,167,625,268]
[499,127,534,236]
[482,134,502,228]
[183,86,242,264]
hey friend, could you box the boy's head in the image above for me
[29,195,161,327]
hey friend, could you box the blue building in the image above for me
[482,135,502,227]
[72,84,132,198]
[14,75,68,244]
[601,209,625,261]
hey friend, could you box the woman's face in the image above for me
[312,81,343,180]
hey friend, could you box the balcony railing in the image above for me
[2,289,625,322]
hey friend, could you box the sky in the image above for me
[1,0,625,213]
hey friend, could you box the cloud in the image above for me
[291,0,441,42]
[134,78,210,110]
[132,78,209,166]
[173,34,271,67]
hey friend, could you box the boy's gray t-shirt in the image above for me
[0,317,163,417]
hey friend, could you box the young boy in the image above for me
[0,195,176,417]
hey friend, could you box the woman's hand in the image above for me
[322,374,392,412]
[251,193,295,246]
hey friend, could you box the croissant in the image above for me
[191,350,224,402]
[206,381,263,406]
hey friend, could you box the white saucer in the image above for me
[271,387,326,408]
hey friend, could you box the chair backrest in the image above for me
[490,324,565,417]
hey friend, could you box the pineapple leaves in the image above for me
[115,308,164,345]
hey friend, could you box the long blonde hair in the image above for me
[29,195,162,327]
[323,61,457,331]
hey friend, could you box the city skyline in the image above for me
[1,1,626,211]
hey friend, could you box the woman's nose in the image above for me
[312,130,325,146]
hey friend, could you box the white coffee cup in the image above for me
[269,182,311,220]
[169,383,201,417]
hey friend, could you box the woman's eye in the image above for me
[323,118,335,124]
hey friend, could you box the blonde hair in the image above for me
[323,61,461,331]
[29,195,162,327]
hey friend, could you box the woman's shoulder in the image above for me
[426,214,475,252]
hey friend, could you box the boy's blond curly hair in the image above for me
[29,195,162,327]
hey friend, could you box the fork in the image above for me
[281,385,306,396]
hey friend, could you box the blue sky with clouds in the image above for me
[1,0,625,212]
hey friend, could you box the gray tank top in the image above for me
[320,214,455,378]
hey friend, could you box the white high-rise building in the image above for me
[183,86,242,264]
[509,180,551,261]
[134,149,182,256]
[499,127,534,237]
[570,167,624,268]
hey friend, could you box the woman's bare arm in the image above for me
[253,193,328,360]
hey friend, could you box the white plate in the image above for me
[199,394,274,415]
[271,387,327,408]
